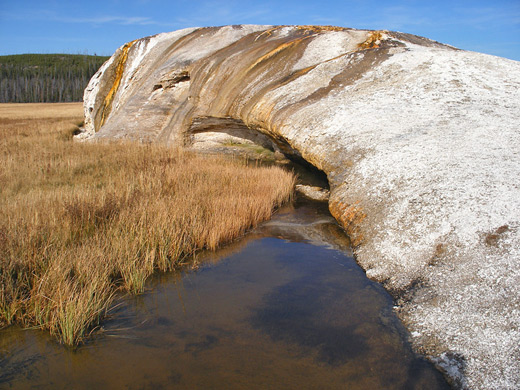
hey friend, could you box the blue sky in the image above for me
[1,0,519,61]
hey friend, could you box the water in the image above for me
[0,198,449,389]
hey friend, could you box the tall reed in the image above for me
[0,103,295,345]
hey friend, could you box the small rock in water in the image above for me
[295,184,330,201]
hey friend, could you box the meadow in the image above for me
[0,103,295,345]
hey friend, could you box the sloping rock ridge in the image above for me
[83,25,520,389]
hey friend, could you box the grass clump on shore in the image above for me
[0,103,295,345]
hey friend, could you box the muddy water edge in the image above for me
[0,161,450,389]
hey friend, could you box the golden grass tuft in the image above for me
[0,103,295,345]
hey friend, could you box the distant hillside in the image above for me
[0,54,110,103]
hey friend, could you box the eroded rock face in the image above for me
[84,25,520,389]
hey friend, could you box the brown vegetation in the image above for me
[0,103,295,345]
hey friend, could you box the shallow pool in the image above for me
[0,198,449,389]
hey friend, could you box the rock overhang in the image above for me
[83,25,520,390]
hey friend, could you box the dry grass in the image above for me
[0,103,295,345]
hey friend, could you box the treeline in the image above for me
[0,54,110,103]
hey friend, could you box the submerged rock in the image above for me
[295,184,330,201]
[83,25,520,389]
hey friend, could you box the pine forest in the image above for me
[0,54,110,103]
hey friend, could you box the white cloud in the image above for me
[0,9,161,26]
[59,15,159,25]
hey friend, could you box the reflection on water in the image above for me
[0,198,449,389]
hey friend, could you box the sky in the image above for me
[0,0,519,61]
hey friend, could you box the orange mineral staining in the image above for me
[330,200,367,247]
[99,40,136,128]
[357,30,388,50]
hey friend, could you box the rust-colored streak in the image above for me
[296,25,349,33]
[254,25,347,42]
[357,30,387,50]
[99,40,136,129]
[254,26,284,40]
[329,200,367,247]
[247,39,304,72]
